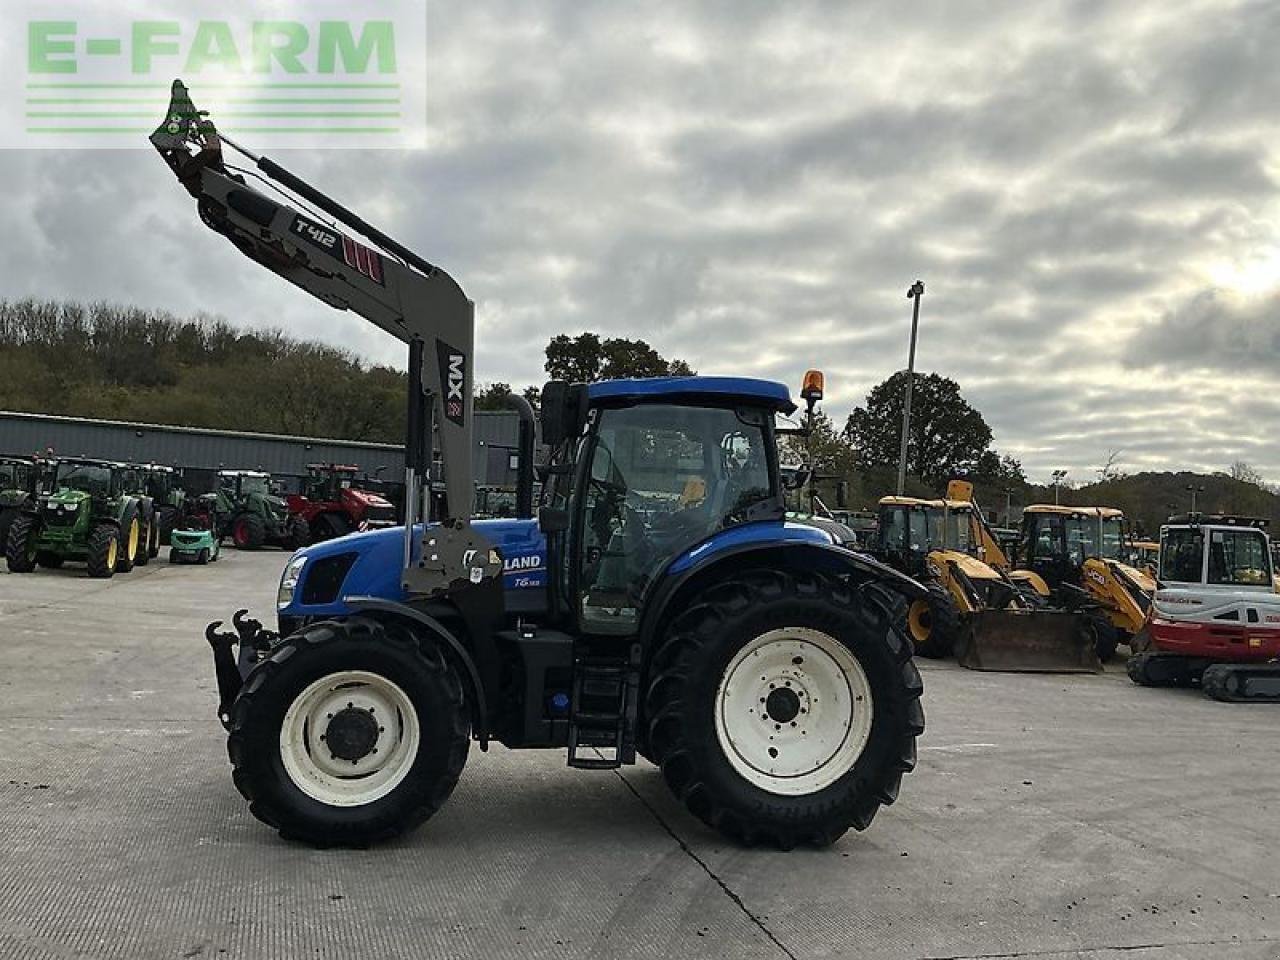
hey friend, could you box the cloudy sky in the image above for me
[2,0,1278,483]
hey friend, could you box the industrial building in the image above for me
[0,409,524,488]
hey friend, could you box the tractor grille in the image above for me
[301,552,357,605]
[43,503,80,527]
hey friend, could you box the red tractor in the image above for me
[286,464,397,543]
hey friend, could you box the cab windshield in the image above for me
[1160,528,1202,582]
[1207,529,1272,586]
[1099,517,1125,560]
[945,508,973,551]
[239,476,270,497]
[1063,516,1099,564]
[0,463,22,489]
[55,462,111,496]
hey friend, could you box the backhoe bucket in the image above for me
[959,609,1102,673]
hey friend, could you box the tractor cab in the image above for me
[302,463,359,502]
[539,377,796,636]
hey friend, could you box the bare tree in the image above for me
[1096,449,1126,483]
[1229,461,1265,487]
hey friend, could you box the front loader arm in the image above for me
[151,80,497,596]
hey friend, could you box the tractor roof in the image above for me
[219,469,269,478]
[878,496,945,509]
[57,457,123,469]
[587,377,795,413]
[1024,504,1124,519]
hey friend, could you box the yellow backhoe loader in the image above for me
[1017,505,1155,658]
[874,494,1098,672]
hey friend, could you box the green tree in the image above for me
[544,331,693,382]
[474,382,515,411]
[844,371,997,483]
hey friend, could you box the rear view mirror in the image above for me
[540,381,587,446]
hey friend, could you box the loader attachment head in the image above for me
[958,608,1102,673]
[150,80,225,193]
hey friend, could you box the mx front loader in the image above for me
[153,80,926,850]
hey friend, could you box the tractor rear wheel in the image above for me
[86,524,119,579]
[157,505,179,545]
[288,517,311,551]
[227,616,469,846]
[5,513,40,573]
[135,504,154,566]
[905,581,960,659]
[232,513,266,550]
[646,569,924,849]
[146,504,161,559]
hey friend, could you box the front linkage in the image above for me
[206,610,278,728]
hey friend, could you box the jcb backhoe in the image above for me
[1018,505,1155,659]
[874,494,1097,672]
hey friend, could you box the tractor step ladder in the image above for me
[567,651,639,769]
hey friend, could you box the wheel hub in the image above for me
[765,686,802,724]
[324,706,380,762]
[715,628,874,797]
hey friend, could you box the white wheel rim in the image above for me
[715,627,873,797]
[280,670,420,807]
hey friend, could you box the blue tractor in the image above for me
[154,81,925,849]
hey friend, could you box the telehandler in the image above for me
[153,81,925,849]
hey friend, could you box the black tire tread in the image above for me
[910,580,961,659]
[226,616,469,847]
[645,569,923,850]
[5,513,39,573]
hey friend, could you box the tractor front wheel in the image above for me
[86,524,120,579]
[232,514,266,550]
[226,616,470,846]
[905,581,960,659]
[5,513,40,573]
[116,507,140,574]
[646,569,924,849]
[1089,615,1121,662]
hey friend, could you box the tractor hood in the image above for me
[929,550,1003,581]
[278,518,546,618]
[48,488,92,507]
[344,488,393,509]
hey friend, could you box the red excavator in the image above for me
[285,463,397,543]
[1128,514,1280,702]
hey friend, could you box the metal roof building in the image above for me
[0,410,523,487]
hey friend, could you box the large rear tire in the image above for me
[645,569,924,849]
[1089,615,1120,662]
[5,513,40,573]
[157,505,180,546]
[231,513,266,550]
[226,616,470,847]
[135,503,154,567]
[905,581,960,659]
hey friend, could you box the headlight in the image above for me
[277,555,307,609]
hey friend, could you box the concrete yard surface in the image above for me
[1,551,1278,960]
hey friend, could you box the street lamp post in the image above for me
[896,280,926,496]
[1051,469,1068,505]
[1186,483,1205,513]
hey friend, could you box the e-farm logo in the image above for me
[6,0,426,149]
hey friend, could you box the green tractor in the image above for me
[211,470,308,551]
[0,455,45,550]
[6,458,148,578]
[135,463,185,546]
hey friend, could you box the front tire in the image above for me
[645,570,924,849]
[5,513,40,573]
[86,524,119,579]
[116,506,140,574]
[227,617,470,846]
[232,513,266,550]
[905,581,960,658]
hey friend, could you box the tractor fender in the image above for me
[640,534,928,659]
[343,595,490,748]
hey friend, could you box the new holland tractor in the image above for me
[1129,515,1280,702]
[873,494,1093,671]
[5,458,147,578]
[154,81,925,849]
[1018,505,1155,660]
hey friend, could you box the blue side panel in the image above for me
[667,521,835,576]
[280,518,546,620]
[588,376,795,413]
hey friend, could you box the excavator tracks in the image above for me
[1201,663,1280,703]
